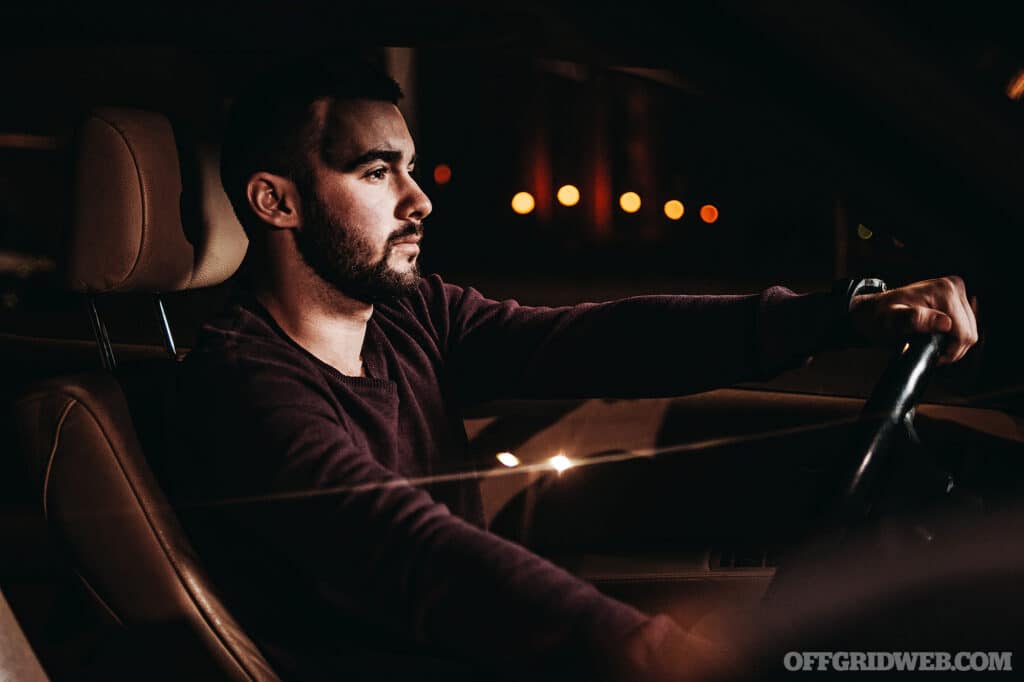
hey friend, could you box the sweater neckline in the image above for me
[239,294,393,388]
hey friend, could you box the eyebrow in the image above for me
[339,148,416,172]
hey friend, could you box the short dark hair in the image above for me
[219,56,403,237]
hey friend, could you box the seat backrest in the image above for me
[10,108,279,681]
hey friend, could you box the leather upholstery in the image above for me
[9,108,277,680]
[0,588,48,682]
[67,108,247,293]
[14,371,278,681]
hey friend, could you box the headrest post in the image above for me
[153,295,178,361]
[86,296,117,370]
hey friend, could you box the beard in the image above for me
[293,191,423,304]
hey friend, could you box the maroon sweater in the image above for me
[172,274,849,680]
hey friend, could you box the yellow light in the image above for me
[619,192,641,213]
[511,191,536,215]
[664,200,685,220]
[433,164,452,185]
[857,224,873,240]
[549,454,573,473]
[901,342,910,355]
[557,184,581,207]
[699,204,719,224]
[496,452,520,468]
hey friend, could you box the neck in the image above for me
[250,247,373,378]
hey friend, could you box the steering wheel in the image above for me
[762,332,949,599]
[723,333,954,671]
[831,332,949,528]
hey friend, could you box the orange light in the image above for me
[619,192,641,214]
[664,200,685,220]
[557,184,580,207]
[433,164,452,185]
[1007,69,1024,101]
[699,204,719,224]
[511,191,536,215]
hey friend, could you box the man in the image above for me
[173,57,978,681]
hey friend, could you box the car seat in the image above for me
[10,108,279,681]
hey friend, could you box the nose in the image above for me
[398,174,432,223]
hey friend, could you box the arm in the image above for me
[183,342,679,680]
[420,276,850,404]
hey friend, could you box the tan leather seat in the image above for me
[11,108,278,681]
[0,588,48,682]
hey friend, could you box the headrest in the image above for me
[67,108,248,294]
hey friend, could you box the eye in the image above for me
[365,167,389,181]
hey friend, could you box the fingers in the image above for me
[888,305,972,366]
[888,304,951,337]
[854,275,979,365]
[943,276,979,364]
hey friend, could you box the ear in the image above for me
[245,173,302,229]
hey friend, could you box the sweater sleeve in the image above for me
[419,275,850,404]
[182,339,651,680]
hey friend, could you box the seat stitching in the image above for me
[42,397,76,521]
[69,394,265,680]
[92,113,148,289]
[73,568,125,627]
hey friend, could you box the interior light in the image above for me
[511,191,536,215]
[699,204,719,224]
[549,454,573,473]
[857,224,873,240]
[557,184,581,207]
[496,452,520,468]
[619,192,641,214]
[664,200,685,221]
[433,164,452,185]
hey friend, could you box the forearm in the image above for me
[262,464,650,680]
[449,286,847,403]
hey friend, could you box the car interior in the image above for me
[3,2,1024,679]
[7,107,276,681]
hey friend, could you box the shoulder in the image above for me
[375,274,519,348]
[184,298,330,400]
[377,274,464,317]
[372,274,461,339]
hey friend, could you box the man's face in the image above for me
[294,98,432,304]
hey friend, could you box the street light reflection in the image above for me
[496,452,520,467]
[549,454,573,473]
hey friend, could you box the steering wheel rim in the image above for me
[832,332,948,526]
[762,333,948,604]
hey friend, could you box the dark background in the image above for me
[1,1,1021,404]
